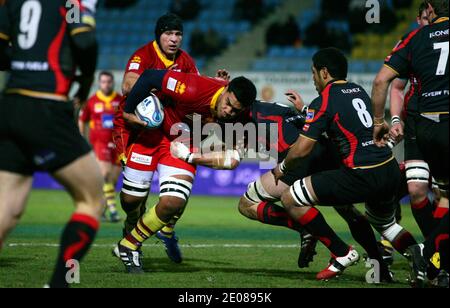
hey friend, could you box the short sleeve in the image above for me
[300,96,329,141]
[124,48,152,75]
[384,29,419,77]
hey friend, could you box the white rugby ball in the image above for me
[134,94,164,129]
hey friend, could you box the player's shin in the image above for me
[49,213,99,288]
[120,206,168,251]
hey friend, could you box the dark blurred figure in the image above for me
[266,15,301,47]
[190,27,228,58]
[170,0,201,21]
[234,0,267,24]
[104,0,138,8]
[322,0,350,19]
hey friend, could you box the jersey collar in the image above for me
[153,41,176,68]
[433,17,449,24]
[96,90,117,108]
[210,87,226,117]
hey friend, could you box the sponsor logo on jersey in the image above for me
[94,103,104,113]
[430,29,449,39]
[131,56,142,63]
[175,82,186,94]
[341,88,361,94]
[362,140,375,147]
[129,63,140,70]
[303,124,310,132]
[306,109,315,123]
[167,77,178,92]
[130,153,152,166]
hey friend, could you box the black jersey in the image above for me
[250,101,305,161]
[385,18,449,115]
[301,81,393,169]
[0,0,96,101]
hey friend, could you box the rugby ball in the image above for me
[134,93,164,129]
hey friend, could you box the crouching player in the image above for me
[171,95,397,282]
[272,48,417,280]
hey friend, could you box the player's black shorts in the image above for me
[281,136,341,186]
[0,94,91,175]
[311,158,401,212]
[416,115,449,181]
[403,112,424,161]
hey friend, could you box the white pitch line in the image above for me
[7,243,299,249]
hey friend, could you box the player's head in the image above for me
[98,71,114,96]
[423,0,449,22]
[216,77,257,121]
[155,13,184,58]
[311,47,348,94]
[417,2,430,26]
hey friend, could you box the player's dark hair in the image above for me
[418,2,428,16]
[228,77,257,109]
[99,71,114,80]
[424,0,449,17]
[155,13,184,40]
[312,47,348,80]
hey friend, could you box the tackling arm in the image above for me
[123,69,167,113]
[171,141,241,170]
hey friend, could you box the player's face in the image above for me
[417,10,429,26]
[312,67,325,94]
[99,75,114,95]
[217,91,244,121]
[160,30,183,57]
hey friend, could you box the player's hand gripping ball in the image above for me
[135,93,165,129]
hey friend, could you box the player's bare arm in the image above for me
[389,78,407,143]
[372,65,399,146]
[122,72,140,96]
[171,141,241,170]
[285,90,307,113]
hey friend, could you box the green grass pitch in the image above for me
[0,190,422,288]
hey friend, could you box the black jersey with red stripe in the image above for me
[385,18,449,114]
[250,101,305,161]
[0,0,96,100]
[301,81,392,169]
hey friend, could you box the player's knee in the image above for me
[244,180,277,205]
[366,208,401,242]
[158,196,187,219]
[120,191,145,212]
[408,182,429,204]
[285,179,316,209]
[405,162,430,200]
[157,177,192,216]
[238,196,255,219]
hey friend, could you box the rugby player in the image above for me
[112,13,199,263]
[273,48,417,280]
[79,71,122,223]
[0,0,103,288]
[116,69,257,273]
[372,0,449,287]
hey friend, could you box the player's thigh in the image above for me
[244,170,289,205]
[52,152,104,215]
[122,137,160,202]
[417,118,449,181]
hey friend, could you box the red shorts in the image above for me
[126,129,196,175]
[91,138,120,165]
